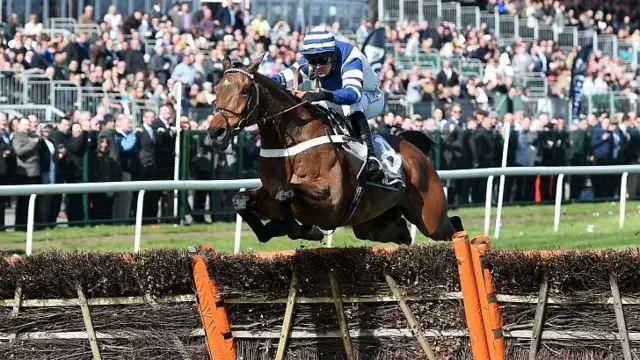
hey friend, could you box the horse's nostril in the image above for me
[210,127,226,139]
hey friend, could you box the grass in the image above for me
[1,201,639,254]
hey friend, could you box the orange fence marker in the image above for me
[190,245,236,360]
[452,231,491,360]
[470,236,505,360]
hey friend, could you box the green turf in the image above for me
[1,201,639,254]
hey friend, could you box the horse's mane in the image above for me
[252,71,303,105]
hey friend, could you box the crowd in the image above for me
[0,0,639,229]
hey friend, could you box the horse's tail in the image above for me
[398,130,434,157]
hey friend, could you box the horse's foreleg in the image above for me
[233,188,285,243]
[275,183,325,241]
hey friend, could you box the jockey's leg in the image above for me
[349,111,383,181]
[232,188,285,243]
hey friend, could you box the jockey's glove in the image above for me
[302,90,334,103]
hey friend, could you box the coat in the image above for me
[11,132,40,177]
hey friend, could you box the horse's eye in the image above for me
[241,87,251,97]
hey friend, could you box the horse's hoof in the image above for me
[449,216,464,232]
[304,225,325,241]
[275,185,295,203]
[232,192,250,212]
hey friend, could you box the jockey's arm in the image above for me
[332,57,364,106]
[270,58,309,89]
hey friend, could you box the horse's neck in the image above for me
[257,92,325,150]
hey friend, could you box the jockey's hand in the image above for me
[302,90,334,103]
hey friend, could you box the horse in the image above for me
[207,54,462,245]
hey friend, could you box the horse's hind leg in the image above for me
[233,187,285,243]
[352,208,411,245]
[403,183,456,241]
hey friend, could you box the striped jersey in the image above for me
[272,40,380,105]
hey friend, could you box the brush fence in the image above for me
[1,240,640,359]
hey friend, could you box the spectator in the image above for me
[0,114,11,230]
[12,118,41,230]
[436,59,460,87]
[471,112,496,202]
[37,124,62,228]
[24,14,43,36]
[155,104,176,221]
[79,5,95,25]
[172,53,197,85]
[104,5,123,40]
[125,39,146,75]
[137,110,160,222]
[123,10,143,35]
[89,135,120,223]
[113,114,138,221]
[591,117,615,198]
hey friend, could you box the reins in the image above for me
[217,65,310,133]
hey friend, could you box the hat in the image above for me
[488,111,499,118]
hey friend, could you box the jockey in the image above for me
[271,26,385,181]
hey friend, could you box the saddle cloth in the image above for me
[309,104,405,190]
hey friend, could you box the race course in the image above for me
[2,200,639,254]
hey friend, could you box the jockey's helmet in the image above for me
[301,26,337,66]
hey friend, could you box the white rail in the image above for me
[0,165,638,255]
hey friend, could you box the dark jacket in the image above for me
[0,132,11,177]
[591,123,613,161]
[153,119,175,179]
[471,127,495,168]
[137,126,157,170]
[62,131,89,183]
[124,49,146,75]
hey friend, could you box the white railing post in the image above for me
[25,194,37,256]
[327,232,334,248]
[620,172,629,229]
[410,224,418,244]
[172,82,183,223]
[443,186,448,199]
[484,175,494,236]
[494,122,511,239]
[233,188,246,254]
[553,174,565,232]
[134,190,146,254]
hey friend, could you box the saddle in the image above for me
[307,103,357,139]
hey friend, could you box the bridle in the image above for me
[213,67,309,136]
[214,68,262,137]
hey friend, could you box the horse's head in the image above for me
[208,54,265,150]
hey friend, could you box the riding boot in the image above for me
[349,111,383,181]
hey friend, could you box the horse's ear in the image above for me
[245,53,265,74]
[222,55,233,71]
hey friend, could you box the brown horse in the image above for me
[207,54,462,244]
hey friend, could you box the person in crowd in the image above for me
[62,122,89,225]
[154,104,176,221]
[11,118,41,230]
[113,114,139,221]
[137,110,161,223]
[37,124,63,228]
[89,135,120,223]
[0,114,11,230]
